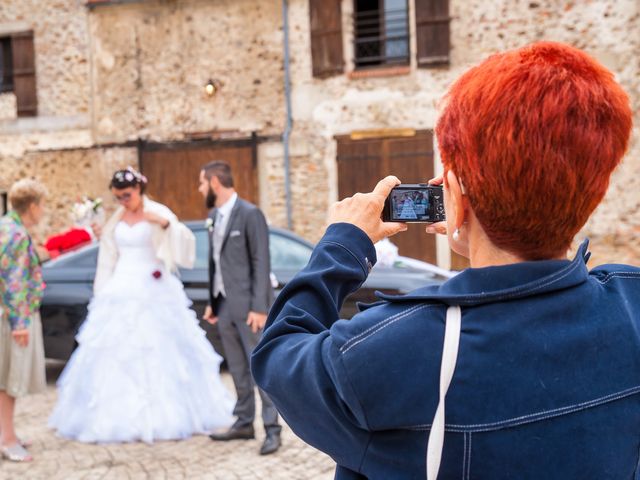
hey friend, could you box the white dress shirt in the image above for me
[212,192,238,298]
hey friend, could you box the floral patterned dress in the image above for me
[0,210,46,397]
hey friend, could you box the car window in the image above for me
[193,228,209,269]
[269,232,312,271]
[43,245,98,268]
[76,248,99,267]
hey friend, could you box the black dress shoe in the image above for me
[259,432,281,455]
[209,424,255,441]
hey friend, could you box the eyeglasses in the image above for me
[114,192,132,202]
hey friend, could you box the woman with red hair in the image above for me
[253,42,640,479]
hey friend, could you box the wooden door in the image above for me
[336,130,437,264]
[140,138,257,221]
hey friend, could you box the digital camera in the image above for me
[382,184,445,223]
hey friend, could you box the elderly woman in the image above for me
[0,179,48,462]
[251,42,638,479]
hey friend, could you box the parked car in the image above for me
[41,221,452,361]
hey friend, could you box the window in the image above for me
[0,31,37,117]
[1,192,7,215]
[269,233,312,271]
[309,0,451,78]
[193,228,210,269]
[354,0,409,69]
[0,38,13,93]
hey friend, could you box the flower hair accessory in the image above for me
[114,166,148,185]
[125,166,148,184]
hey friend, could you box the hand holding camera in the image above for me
[327,176,408,244]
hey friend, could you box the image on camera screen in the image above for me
[391,189,430,221]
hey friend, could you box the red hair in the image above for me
[436,42,632,260]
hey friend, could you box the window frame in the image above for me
[0,36,14,94]
[353,0,411,71]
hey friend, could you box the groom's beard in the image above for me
[205,187,217,209]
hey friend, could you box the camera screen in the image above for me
[390,189,431,221]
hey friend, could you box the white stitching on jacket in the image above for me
[340,303,438,354]
[477,259,582,302]
[406,385,640,433]
[594,272,640,285]
[466,432,472,480]
[462,433,467,480]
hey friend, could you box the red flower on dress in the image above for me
[152,270,162,279]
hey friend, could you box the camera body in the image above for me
[382,184,445,223]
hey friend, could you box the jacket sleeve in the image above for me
[147,201,195,271]
[245,207,272,313]
[251,223,377,471]
[160,217,196,270]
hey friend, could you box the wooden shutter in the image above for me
[11,31,37,117]
[415,0,450,67]
[309,0,344,78]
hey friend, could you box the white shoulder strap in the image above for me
[426,305,462,480]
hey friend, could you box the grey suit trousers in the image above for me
[216,295,280,433]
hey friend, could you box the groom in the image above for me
[198,160,282,455]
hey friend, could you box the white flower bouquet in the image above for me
[71,197,105,228]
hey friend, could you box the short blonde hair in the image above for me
[9,179,48,214]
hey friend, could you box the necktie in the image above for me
[213,211,226,297]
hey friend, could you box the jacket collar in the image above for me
[377,240,591,306]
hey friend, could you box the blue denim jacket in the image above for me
[252,223,640,479]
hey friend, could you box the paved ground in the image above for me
[0,362,335,480]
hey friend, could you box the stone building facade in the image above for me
[0,0,637,266]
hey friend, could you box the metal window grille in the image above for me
[354,0,409,69]
[0,37,13,93]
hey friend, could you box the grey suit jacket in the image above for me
[208,198,274,320]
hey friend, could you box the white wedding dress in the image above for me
[49,221,234,443]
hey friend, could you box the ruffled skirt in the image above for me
[48,264,234,443]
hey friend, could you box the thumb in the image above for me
[380,222,408,240]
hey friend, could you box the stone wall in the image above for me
[1,146,137,243]
[0,0,637,266]
[1,0,288,243]
[0,0,102,242]
[280,0,640,265]
[88,0,285,143]
[0,0,94,154]
[0,0,91,120]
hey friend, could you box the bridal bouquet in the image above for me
[71,197,105,228]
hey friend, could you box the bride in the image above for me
[49,167,233,443]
